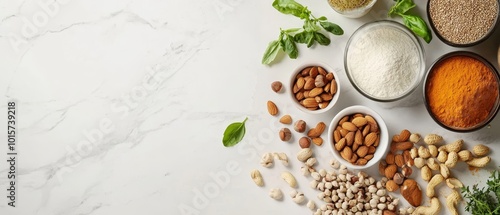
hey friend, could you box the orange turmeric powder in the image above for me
[426,55,499,129]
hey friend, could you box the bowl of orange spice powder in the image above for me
[424,51,500,132]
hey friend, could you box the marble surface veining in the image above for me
[0,0,499,214]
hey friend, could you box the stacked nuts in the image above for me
[332,113,380,165]
[292,66,337,110]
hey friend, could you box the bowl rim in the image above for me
[426,0,500,47]
[327,105,389,170]
[289,61,340,114]
[344,20,426,102]
[327,0,378,18]
[423,51,500,132]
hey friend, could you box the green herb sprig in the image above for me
[388,0,432,43]
[222,117,248,147]
[462,169,500,215]
[262,0,343,65]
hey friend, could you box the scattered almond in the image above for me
[267,101,278,116]
[307,122,326,138]
[279,115,292,124]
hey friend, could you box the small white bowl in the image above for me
[289,62,340,114]
[327,0,378,18]
[327,105,389,170]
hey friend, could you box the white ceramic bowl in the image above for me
[327,105,389,170]
[327,0,378,18]
[289,61,340,114]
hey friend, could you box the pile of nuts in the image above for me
[292,66,338,110]
[332,113,381,165]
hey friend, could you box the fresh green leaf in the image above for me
[317,16,327,21]
[272,0,306,18]
[281,34,298,59]
[222,117,248,147]
[462,168,500,215]
[401,14,432,43]
[313,32,330,46]
[293,31,315,48]
[319,21,344,35]
[303,19,320,32]
[388,0,416,16]
[262,40,282,65]
[306,32,315,47]
[284,28,302,33]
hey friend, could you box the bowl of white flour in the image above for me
[344,20,425,102]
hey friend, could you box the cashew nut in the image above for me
[269,188,283,200]
[466,156,491,168]
[427,158,440,171]
[418,146,431,159]
[446,189,461,215]
[297,148,313,162]
[440,164,450,179]
[446,178,464,189]
[250,169,264,186]
[445,151,458,168]
[329,159,340,169]
[472,144,490,157]
[414,157,426,169]
[438,139,463,153]
[421,165,432,182]
[413,197,441,215]
[457,150,473,162]
[437,150,448,163]
[281,171,297,188]
[428,145,438,158]
[426,174,444,198]
[260,153,274,167]
[274,152,289,166]
[289,190,305,204]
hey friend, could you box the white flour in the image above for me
[347,25,420,99]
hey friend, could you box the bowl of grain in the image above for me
[344,20,426,102]
[424,51,500,132]
[289,62,340,114]
[327,0,378,18]
[427,0,499,47]
[327,105,389,170]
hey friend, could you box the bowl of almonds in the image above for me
[327,105,389,170]
[289,62,340,114]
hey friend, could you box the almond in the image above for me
[318,102,329,109]
[334,130,341,143]
[349,154,358,164]
[307,122,326,138]
[395,154,405,167]
[364,132,377,146]
[386,180,399,192]
[354,130,363,145]
[339,116,350,125]
[356,158,368,165]
[309,66,318,78]
[365,154,374,160]
[318,66,327,76]
[309,87,323,97]
[341,147,353,161]
[362,125,370,136]
[368,146,376,154]
[379,161,387,176]
[297,77,305,89]
[304,78,315,90]
[352,117,368,128]
[324,83,331,93]
[399,129,411,142]
[320,93,333,101]
[325,72,334,81]
[295,92,304,100]
[356,146,369,158]
[384,164,397,179]
[335,138,346,151]
[386,153,395,165]
[301,67,311,76]
[400,179,422,207]
[279,115,292,124]
[330,80,337,95]
[345,131,355,146]
[342,122,358,132]
[312,137,323,146]
[390,141,414,153]
[403,150,414,167]
[302,98,318,108]
[365,115,379,132]
[267,101,278,116]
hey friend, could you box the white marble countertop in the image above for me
[0,0,499,214]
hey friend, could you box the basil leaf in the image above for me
[281,34,298,59]
[304,20,320,32]
[284,28,301,33]
[389,0,415,16]
[317,16,327,21]
[306,32,315,48]
[293,31,308,43]
[314,32,330,46]
[222,117,248,147]
[262,40,282,65]
[319,21,344,35]
[402,14,432,43]
[272,0,305,18]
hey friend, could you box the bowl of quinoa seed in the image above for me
[427,0,499,47]
[327,0,377,18]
